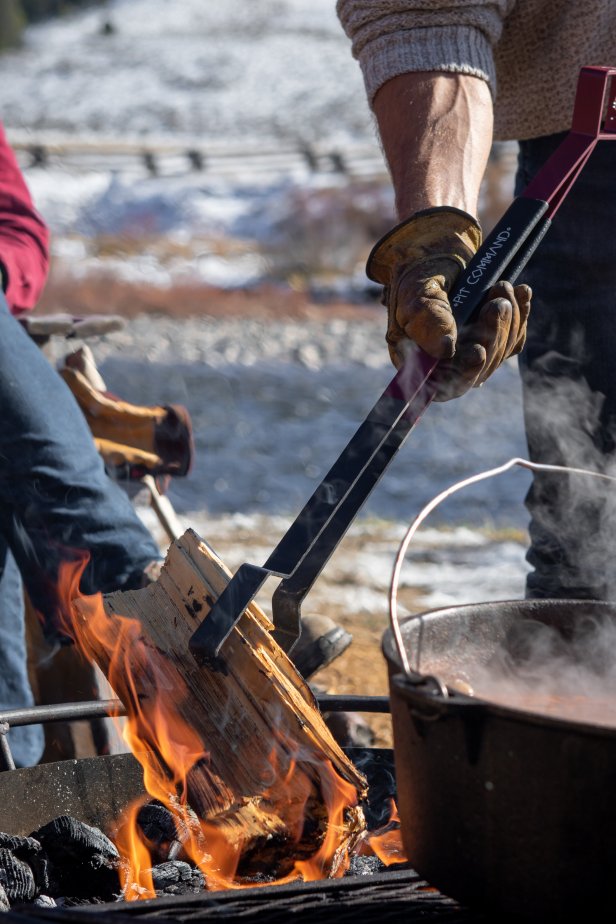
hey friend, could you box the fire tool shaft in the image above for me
[190,65,616,669]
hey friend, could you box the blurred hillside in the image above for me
[0,1,107,49]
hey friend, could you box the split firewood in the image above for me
[72,529,367,879]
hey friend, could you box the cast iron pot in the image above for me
[383,598,616,921]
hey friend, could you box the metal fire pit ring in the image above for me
[0,698,494,922]
[0,695,390,772]
[0,732,483,924]
[0,695,392,837]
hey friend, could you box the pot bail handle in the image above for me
[389,457,616,681]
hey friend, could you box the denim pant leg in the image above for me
[0,295,161,638]
[515,134,616,599]
[0,540,44,766]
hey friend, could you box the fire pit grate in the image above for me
[0,697,486,922]
[0,696,390,772]
[5,868,485,924]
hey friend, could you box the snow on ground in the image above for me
[1,1,516,294]
[79,313,532,526]
[0,0,372,144]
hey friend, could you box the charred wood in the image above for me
[135,801,189,865]
[32,895,56,908]
[0,834,41,857]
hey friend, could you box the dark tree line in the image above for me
[0,0,107,49]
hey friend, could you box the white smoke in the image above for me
[443,610,616,728]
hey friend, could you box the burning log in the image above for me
[67,530,367,890]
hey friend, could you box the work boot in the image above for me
[324,711,375,749]
[139,559,165,585]
[290,614,352,680]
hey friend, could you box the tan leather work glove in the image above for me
[367,207,532,401]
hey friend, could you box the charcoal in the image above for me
[347,854,386,877]
[136,801,187,863]
[32,895,56,908]
[238,871,276,885]
[151,861,204,895]
[0,848,36,903]
[0,883,9,912]
[31,815,118,861]
[28,853,49,896]
[137,802,178,844]
[30,815,121,901]
[350,749,398,831]
[0,833,41,858]
[0,832,47,895]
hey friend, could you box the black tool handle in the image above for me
[268,197,549,576]
[446,197,549,322]
[269,200,551,636]
[190,198,549,663]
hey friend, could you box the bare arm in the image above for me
[372,72,494,220]
[368,70,530,398]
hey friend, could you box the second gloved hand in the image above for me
[367,207,532,401]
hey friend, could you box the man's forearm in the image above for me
[372,72,494,220]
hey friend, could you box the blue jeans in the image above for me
[516,134,616,599]
[0,296,160,765]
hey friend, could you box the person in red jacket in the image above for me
[0,124,49,314]
[0,124,161,767]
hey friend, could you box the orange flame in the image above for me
[294,759,359,880]
[115,800,156,900]
[364,799,408,865]
[54,555,366,898]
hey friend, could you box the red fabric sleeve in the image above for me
[0,123,49,314]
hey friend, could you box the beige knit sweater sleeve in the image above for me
[336,0,516,103]
[337,2,615,141]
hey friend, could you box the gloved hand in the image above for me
[367,207,532,401]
